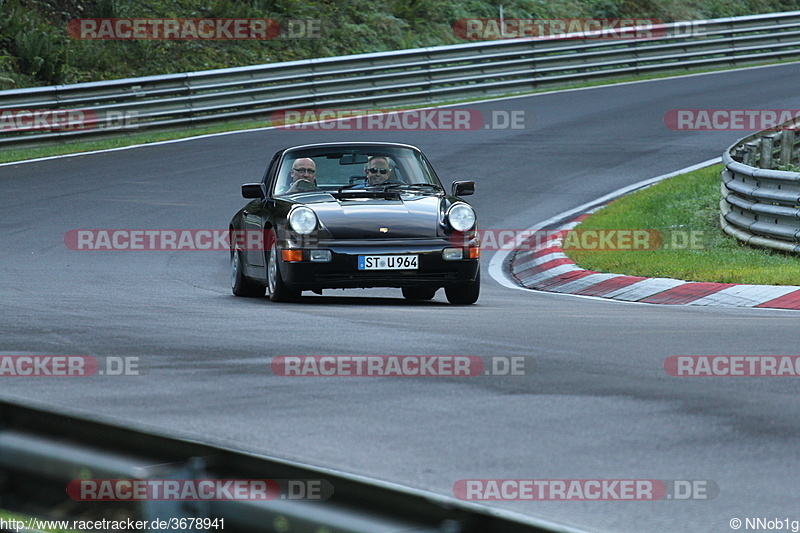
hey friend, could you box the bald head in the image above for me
[290,158,316,182]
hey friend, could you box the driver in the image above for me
[364,155,396,185]
[285,157,317,193]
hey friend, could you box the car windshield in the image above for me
[273,145,442,196]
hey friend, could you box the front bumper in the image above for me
[279,239,479,291]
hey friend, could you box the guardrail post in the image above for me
[724,20,737,66]
[139,458,210,532]
[742,141,758,166]
[425,51,433,104]
[759,135,775,169]
[780,129,796,166]
[183,77,194,128]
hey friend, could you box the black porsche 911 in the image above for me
[229,142,480,304]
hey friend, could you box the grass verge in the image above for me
[563,164,800,286]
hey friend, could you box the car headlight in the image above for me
[447,202,476,232]
[289,206,318,235]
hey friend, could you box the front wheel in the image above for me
[268,243,301,302]
[445,269,480,305]
[231,249,265,297]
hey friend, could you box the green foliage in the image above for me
[0,0,67,84]
[585,0,627,17]
[14,26,67,83]
[95,0,119,18]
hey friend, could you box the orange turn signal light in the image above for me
[282,249,303,262]
[468,246,480,259]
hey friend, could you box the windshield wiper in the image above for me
[337,183,366,193]
[382,183,442,192]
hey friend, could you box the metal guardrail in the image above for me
[2,12,800,147]
[0,400,577,533]
[721,118,800,252]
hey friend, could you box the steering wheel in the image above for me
[288,179,316,193]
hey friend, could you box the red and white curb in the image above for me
[508,214,800,310]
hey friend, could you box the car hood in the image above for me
[306,194,442,239]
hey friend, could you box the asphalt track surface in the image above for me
[3,63,800,533]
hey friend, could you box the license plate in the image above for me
[358,255,418,270]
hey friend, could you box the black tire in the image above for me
[267,243,301,302]
[231,249,265,297]
[402,287,437,300]
[445,269,480,305]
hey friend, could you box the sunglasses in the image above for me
[292,167,316,174]
[367,168,389,175]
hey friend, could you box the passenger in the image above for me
[364,156,396,185]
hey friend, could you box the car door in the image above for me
[242,150,282,272]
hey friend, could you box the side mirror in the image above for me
[451,180,475,197]
[242,183,266,199]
